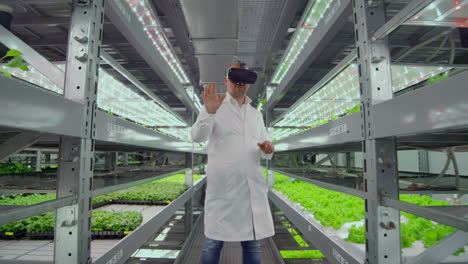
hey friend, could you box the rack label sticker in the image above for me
[333,248,349,264]
[107,123,126,134]
[329,124,347,136]
[106,248,123,264]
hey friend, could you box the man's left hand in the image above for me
[258,141,274,154]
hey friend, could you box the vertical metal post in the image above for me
[353,1,401,263]
[418,150,429,174]
[104,152,116,170]
[184,169,193,238]
[45,152,51,164]
[35,150,42,171]
[330,152,339,170]
[54,1,105,263]
[122,152,128,166]
[110,152,117,170]
[346,152,355,171]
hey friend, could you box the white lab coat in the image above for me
[191,94,275,241]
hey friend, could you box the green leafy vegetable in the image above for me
[0,219,28,232]
[0,69,12,78]
[6,56,25,68]
[346,104,360,115]
[0,49,30,78]
[0,193,55,206]
[4,49,22,58]
[273,172,461,253]
[280,250,324,259]
[427,72,449,84]
[0,173,199,233]
[0,162,35,174]
[91,210,142,232]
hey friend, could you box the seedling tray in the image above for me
[109,199,169,206]
[27,231,133,240]
[27,231,54,240]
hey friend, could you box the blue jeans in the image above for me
[201,237,262,264]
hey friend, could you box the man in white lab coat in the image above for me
[191,62,275,264]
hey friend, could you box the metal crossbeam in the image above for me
[408,230,468,264]
[373,0,436,40]
[382,198,468,231]
[0,132,41,161]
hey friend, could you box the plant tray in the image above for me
[27,231,54,240]
[92,200,112,209]
[0,230,27,239]
[92,231,132,239]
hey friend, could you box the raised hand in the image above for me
[202,82,226,114]
[257,140,274,154]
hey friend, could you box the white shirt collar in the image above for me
[224,92,252,107]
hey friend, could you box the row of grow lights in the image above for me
[270,0,335,85]
[2,63,193,141]
[270,64,452,141]
[127,0,190,85]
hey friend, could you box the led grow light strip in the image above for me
[126,0,190,84]
[274,64,452,131]
[392,65,453,92]
[409,0,468,25]
[4,63,188,136]
[96,69,186,128]
[270,0,335,85]
[1,65,63,94]
[276,63,360,129]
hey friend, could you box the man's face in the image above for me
[224,63,251,98]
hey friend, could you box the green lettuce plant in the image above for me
[0,162,34,174]
[273,172,465,254]
[280,250,324,259]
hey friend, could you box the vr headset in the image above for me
[227,68,258,85]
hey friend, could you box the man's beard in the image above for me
[232,87,247,97]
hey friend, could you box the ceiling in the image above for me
[2,0,468,122]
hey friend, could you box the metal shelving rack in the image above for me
[1,1,468,264]
[265,0,468,264]
[0,1,205,264]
